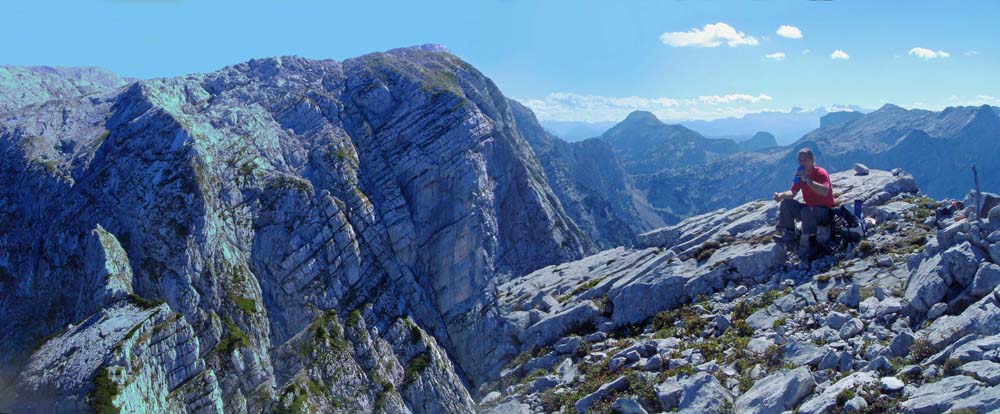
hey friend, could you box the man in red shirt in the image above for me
[773,148,835,259]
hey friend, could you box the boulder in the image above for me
[783,341,826,367]
[942,242,982,287]
[733,367,815,414]
[938,221,971,250]
[797,372,877,414]
[556,358,580,385]
[554,336,583,354]
[611,398,648,414]
[529,375,559,393]
[747,337,775,354]
[845,396,868,413]
[838,283,861,308]
[826,311,848,330]
[900,375,984,414]
[927,303,948,320]
[888,331,915,358]
[971,263,1000,298]
[519,301,601,350]
[839,318,864,339]
[989,204,1000,231]
[904,255,949,313]
[657,372,732,414]
[880,376,905,392]
[655,377,684,411]
[575,376,629,413]
[958,360,1000,386]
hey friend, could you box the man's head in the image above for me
[797,148,816,171]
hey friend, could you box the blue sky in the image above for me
[5,0,999,122]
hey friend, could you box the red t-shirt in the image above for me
[791,166,836,208]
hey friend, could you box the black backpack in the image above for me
[827,205,864,252]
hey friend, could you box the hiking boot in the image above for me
[772,229,796,248]
[798,236,820,262]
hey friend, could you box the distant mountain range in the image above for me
[599,111,779,176]
[538,119,617,142]
[538,105,870,145]
[622,104,1000,217]
[681,106,869,145]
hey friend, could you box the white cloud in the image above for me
[964,50,980,57]
[776,25,803,39]
[698,94,773,105]
[909,47,950,60]
[906,94,1000,110]
[830,50,850,60]
[518,92,776,122]
[764,52,786,61]
[659,22,758,48]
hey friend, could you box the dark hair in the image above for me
[798,148,815,160]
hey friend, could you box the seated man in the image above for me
[773,148,836,259]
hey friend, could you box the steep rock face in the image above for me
[12,225,221,413]
[509,100,670,247]
[16,301,223,414]
[0,46,591,412]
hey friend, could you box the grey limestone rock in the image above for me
[733,367,815,414]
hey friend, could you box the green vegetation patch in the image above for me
[216,318,250,355]
[90,366,121,414]
[126,293,164,310]
[403,351,432,385]
[229,292,257,315]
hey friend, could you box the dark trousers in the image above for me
[778,199,832,239]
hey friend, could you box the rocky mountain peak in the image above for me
[875,103,906,114]
[0,47,598,413]
[621,110,663,126]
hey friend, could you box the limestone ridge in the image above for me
[0,45,593,412]
[485,168,1000,414]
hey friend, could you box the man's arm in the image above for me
[773,188,799,202]
[801,173,830,197]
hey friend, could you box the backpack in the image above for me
[829,204,864,252]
